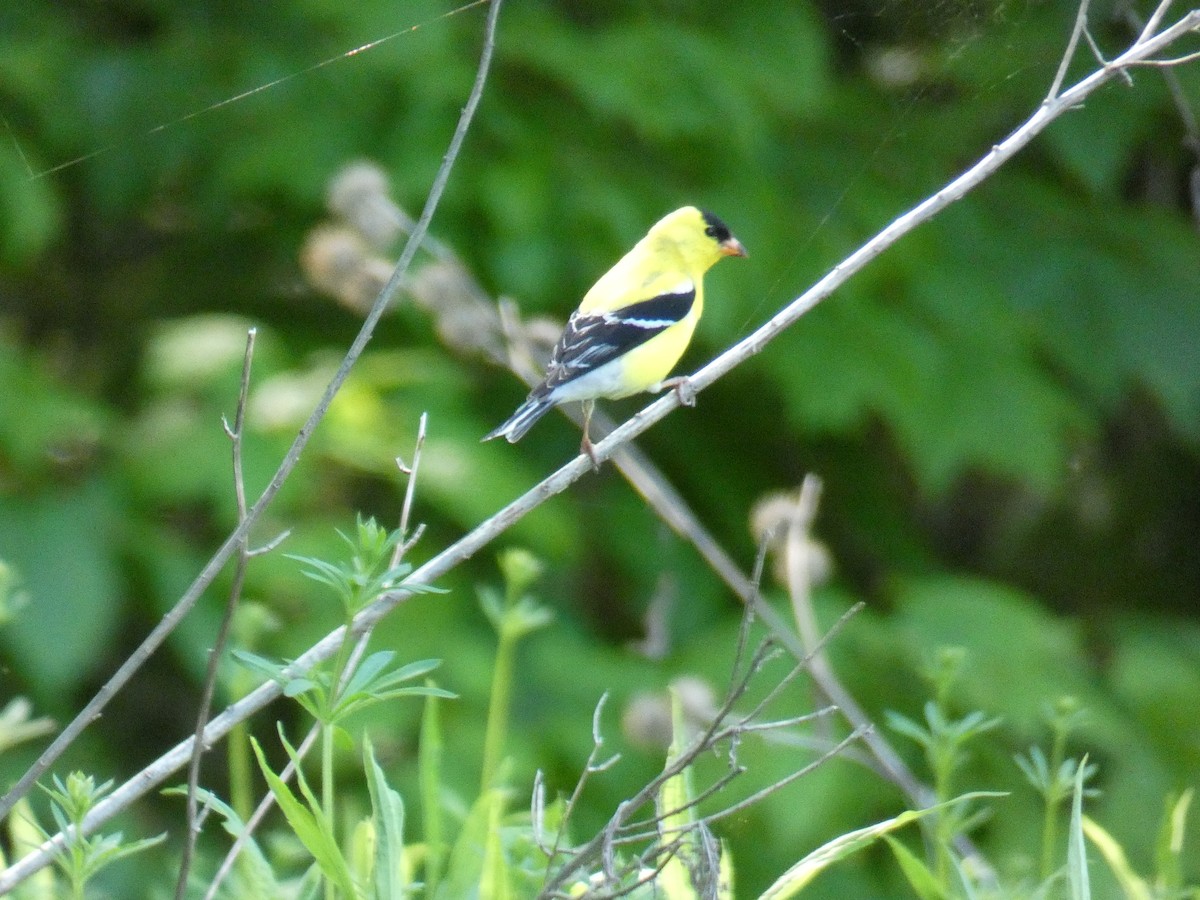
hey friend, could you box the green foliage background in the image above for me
[2,0,1199,895]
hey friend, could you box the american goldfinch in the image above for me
[484,206,746,464]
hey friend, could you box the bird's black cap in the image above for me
[700,209,733,243]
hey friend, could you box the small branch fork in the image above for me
[2,1,1198,891]
[535,588,866,898]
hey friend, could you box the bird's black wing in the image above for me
[539,287,696,392]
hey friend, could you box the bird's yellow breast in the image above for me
[601,290,704,399]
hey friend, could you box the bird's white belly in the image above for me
[548,317,697,403]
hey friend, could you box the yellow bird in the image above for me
[484,206,746,464]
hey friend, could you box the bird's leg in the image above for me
[652,375,697,407]
[579,399,601,470]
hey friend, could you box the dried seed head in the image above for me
[300,225,392,314]
[327,161,406,249]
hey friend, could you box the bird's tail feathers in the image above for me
[482,396,555,444]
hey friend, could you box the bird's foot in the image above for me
[580,433,602,471]
[656,375,697,407]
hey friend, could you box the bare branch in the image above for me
[176,327,259,899]
[538,621,849,896]
[392,411,428,567]
[248,530,291,557]
[1047,0,1093,100]
[1126,48,1200,66]
[543,692,620,867]
[697,727,868,830]
[1140,0,1177,43]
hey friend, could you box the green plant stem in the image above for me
[931,736,955,886]
[1040,724,1070,879]
[480,624,516,792]
[329,632,355,702]
[322,722,335,900]
[228,718,253,822]
[420,689,445,898]
[1039,793,1058,883]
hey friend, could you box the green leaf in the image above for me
[420,686,446,899]
[283,678,316,698]
[250,735,359,899]
[364,737,408,900]
[0,478,124,698]
[1067,755,1090,900]
[656,690,702,900]
[435,789,507,900]
[758,793,1004,899]
[1155,789,1193,891]
[83,832,168,878]
[231,649,288,682]
[370,657,445,691]
[479,786,510,900]
[883,836,948,900]
[1081,816,1150,900]
[892,576,1100,730]
[341,651,397,696]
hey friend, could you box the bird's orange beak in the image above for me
[720,236,748,258]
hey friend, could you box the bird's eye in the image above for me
[700,210,732,242]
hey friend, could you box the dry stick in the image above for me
[1048,0,1093,100]
[0,0,503,891]
[174,329,261,900]
[540,607,862,898]
[391,412,429,567]
[1142,0,1178,43]
[2,8,1196,891]
[1119,3,1200,152]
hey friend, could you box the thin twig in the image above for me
[1140,0,1176,43]
[734,709,839,734]
[695,728,869,830]
[538,623,849,896]
[248,531,291,557]
[736,604,860,737]
[175,328,261,899]
[1118,2,1200,147]
[541,693,619,866]
[4,6,1197,889]
[1126,49,1200,66]
[1048,0,1092,100]
[391,411,428,568]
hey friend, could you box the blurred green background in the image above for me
[2,0,1199,895]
